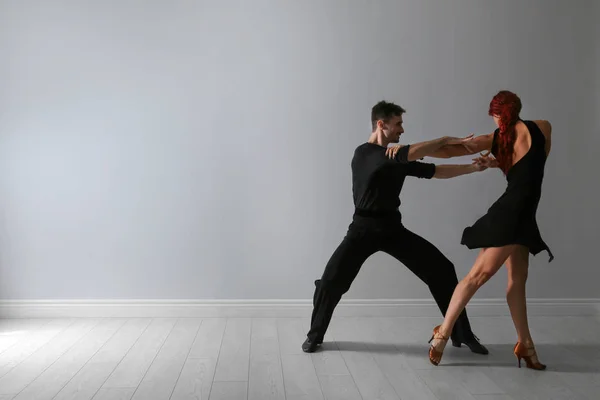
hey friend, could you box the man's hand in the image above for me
[472,161,488,172]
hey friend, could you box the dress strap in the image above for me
[523,120,546,150]
[491,128,500,157]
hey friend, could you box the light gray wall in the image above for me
[597,1,600,139]
[589,0,600,285]
[0,0,597,300]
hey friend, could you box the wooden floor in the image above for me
[0,315,598,400]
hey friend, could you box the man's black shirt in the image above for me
[351,143,436,215]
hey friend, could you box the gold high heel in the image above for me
[513,342,546,370]
[428,325,449,366]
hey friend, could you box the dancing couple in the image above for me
[303,90,553,371]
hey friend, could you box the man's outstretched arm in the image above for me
[404,160,487,180]
[427,133,495,159]
[432,164,485,179]
[387,135,474,162]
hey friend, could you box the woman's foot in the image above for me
[428,325,449,366]
[513,342,546,370]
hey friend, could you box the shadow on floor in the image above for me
[330,341,600,373]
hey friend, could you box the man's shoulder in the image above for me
[352,144,401,174]
[354,142,390,163]
[354,142,392,156]
[352,143,372,161]
[354,142,372,152]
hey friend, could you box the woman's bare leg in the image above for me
[430,246,515,358]
[506,246,543,364]
[506,246,532,343]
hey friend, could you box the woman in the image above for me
[427,90,553,370]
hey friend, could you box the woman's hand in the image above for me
[385,145,402,159]
[472,151,499,169]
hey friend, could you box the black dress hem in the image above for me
[461,230,554,262]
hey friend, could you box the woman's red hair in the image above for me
[489,90,522,175]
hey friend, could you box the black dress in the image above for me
[461,120,554,261]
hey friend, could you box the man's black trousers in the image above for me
[307,214,475,343]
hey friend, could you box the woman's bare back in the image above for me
[512,120,552,166]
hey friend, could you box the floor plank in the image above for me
[0,319,74,378]
[248,318,285,400]
[0,319,99,396]
[100,318,176,390]
[12,318,128,400]
[52,318,150,400]
[170,357,217,400]
[130,318,201,400]
[213,318,251,382]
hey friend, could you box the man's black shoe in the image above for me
[302,338,320,353]
[452,335,489,355]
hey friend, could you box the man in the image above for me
[302,100,489,354]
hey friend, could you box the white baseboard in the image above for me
[0,298,598,319]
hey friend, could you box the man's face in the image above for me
[380,115,404,143]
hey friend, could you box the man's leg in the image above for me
[304,226,378,352]
[380,227,488,354]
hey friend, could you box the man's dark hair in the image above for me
[371,100,406,131]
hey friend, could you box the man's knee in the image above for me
[428,257,459,283]
[441,257,457,273]
[319,278,350,296]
